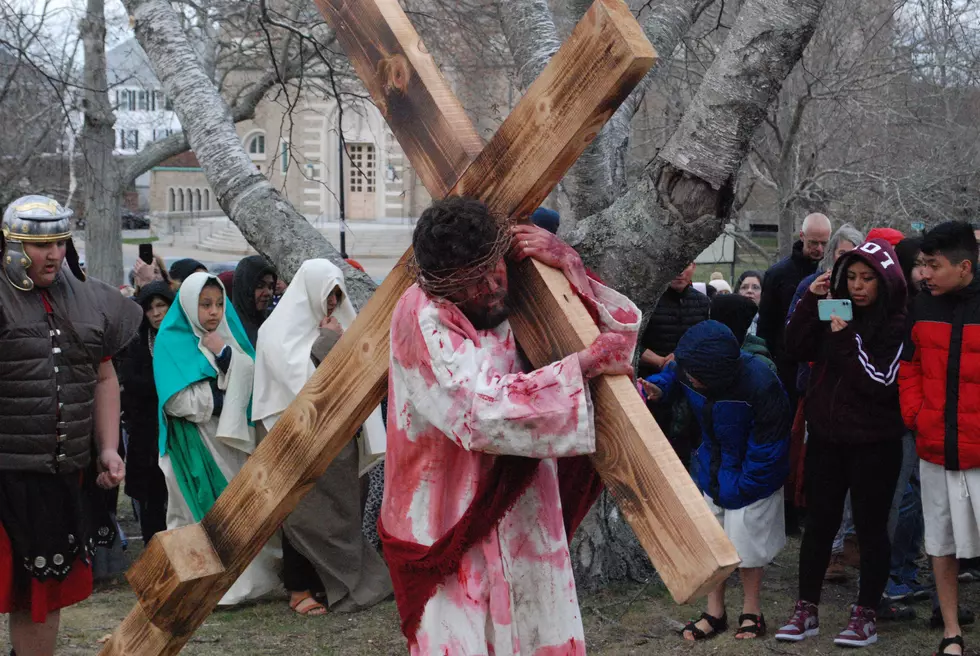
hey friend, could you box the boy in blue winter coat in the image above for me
[641,320,791,642]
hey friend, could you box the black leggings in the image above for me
[282,533,324,595]
[798,437,902,607]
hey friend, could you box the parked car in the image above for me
[121,211,150,230]
[74,211,151,230]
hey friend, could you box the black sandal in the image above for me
[734,613,766,638]
[681,611,728,640]
[936,635,964,656]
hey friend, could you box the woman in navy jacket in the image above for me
[644,320,790,641]
[776,239,907,648]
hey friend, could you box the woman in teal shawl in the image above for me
[153,272,281,606]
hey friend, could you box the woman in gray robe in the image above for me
[252,259,391,615]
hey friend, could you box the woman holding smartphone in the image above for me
[775,238,908,648]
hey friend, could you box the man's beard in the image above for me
[460,294,512,330]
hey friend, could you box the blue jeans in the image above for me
[887,433,923,585]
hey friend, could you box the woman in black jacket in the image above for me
[776,239,908,648]
[119,281,174,544]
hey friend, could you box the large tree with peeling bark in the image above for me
[77,0,351,285]
[124,0,826,588]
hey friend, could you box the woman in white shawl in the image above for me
[253,259,392,615]
[153,272,281,606]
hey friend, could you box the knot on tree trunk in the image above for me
[653,163,733,224]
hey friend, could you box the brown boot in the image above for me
[825,554,849,582]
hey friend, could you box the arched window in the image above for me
[194,189,201,211]
[168,188,175,212]
[246,132,266,156]
[186,189,193,212]
[177,189,185,211]
[203,189,210,211]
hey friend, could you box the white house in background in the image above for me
[106,38,182,207]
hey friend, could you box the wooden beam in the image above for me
[102,3,671,653]
[311,0,484,197]
[125,525,225,635]
[508,261,739,602]
[104,1,736,652]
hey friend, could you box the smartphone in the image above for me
[818,298,853,322]
[138,243,154,265]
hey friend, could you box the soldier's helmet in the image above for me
[2,195,84,291]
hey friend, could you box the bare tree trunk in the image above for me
[75,1,329,287]
[777,192,798,258]
[500,0,715,231]
[565,0,827,590]
[80,0,123,286]
[121,0,375,304]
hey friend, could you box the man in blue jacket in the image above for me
[642,320,791,642]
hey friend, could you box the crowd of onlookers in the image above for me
[638,215,980,655]
[113,253,391,616]
[103,213,980,656]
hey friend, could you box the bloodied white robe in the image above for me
[382,279,640,656]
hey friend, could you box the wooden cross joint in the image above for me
[103,2,738,653]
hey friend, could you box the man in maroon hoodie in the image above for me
[777,238,907,648]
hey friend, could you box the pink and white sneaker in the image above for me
[775,600,820,642]
[834,605,878,647]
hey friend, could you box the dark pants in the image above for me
[137,495,167,545]
[799,437,902,607]
[282,533,324,595]
[888,433,923,586]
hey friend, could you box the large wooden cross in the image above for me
[103,1,738,653]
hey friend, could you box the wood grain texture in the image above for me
[103,254,417,655]
[311,0,484,197]
[508,260,740,602]
[104,1,730,653]
[125,525,225,635]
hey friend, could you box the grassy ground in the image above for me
[9,522,980,655]
[121,236,159,245]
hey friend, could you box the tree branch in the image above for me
[119,53,305,185]
[122,0,375,304]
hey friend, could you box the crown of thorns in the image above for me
[410,218,513,298]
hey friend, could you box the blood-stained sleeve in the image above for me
[580,279,641,350]
[405,304,595,459]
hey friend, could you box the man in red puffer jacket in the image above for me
[899,221,980,656]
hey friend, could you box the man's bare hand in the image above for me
[578,333,633,379]
[511,224,593,296]
[97,449,125,489]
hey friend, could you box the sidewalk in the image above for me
[76,233,403,283]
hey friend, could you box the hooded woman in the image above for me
[152,272,280,606]
[777,239,908,648]
[231,255,276,346]
[167,258,207,289]
[252,259,391,615]
[119,281,174,544]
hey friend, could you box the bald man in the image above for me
[757,213,831,409]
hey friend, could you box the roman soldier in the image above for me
[0,195,140,655]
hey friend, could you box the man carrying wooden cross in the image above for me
[380,196,640,654]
